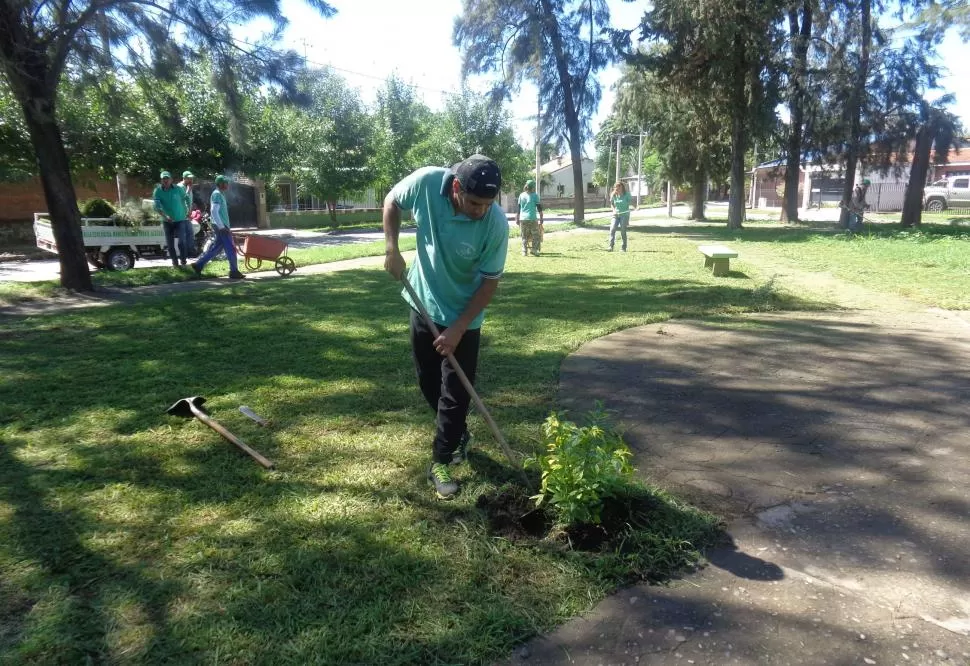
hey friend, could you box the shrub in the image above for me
[526,404,634,525]
[78,198,116,219]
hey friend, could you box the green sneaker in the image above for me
[428,462,458,499]
[450,430,472,465]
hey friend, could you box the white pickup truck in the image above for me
[34,213,201,271]
[923,175,970,212]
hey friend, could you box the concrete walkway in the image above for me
[504,309,970,665]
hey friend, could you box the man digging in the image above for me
[383,155,509,499]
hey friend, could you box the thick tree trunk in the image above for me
[781,1,812,224]
[901,122,932,228]
[0,16,91,291]
[12,74,92,291]
[541,0,585,227]
[690,171,707,220]
[568,131,585,226]
[839,0,871,228]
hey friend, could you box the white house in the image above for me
[539,155,599,199]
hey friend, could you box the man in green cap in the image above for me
[383,154,508,499]
[179,170,196,254]
[191,175,245,279]
[153,170,192,266]
[515,179,543,256]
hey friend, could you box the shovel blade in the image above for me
[165,396,207,418]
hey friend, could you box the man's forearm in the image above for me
[454,278,499,331]
[383,193,401,252]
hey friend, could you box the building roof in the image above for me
[540,155,592,175]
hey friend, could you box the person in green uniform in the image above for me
[153,170,191,266]
[515,179,544,256]
[608,181,632,252]
[383,155,508,499]
[191,176,245,280]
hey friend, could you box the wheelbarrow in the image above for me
[234,234,296,276]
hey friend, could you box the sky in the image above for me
[251,0,970,159]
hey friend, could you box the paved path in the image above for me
[504,308,970,664]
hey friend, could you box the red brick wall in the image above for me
[0,171,154,222]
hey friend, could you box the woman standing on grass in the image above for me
[608,181,632,252]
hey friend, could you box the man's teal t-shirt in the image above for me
[154,183,189,221]
[518,191,540,221]
[210,189,230,228]
[612,192,632,214]
[392,167,509,329]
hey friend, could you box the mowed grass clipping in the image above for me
[1,232,823,664]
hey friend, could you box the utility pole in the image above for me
[615,135,622,187]
[605,139,613,205]
[299,38,310,66]
[749,141,758,209]
[636,132,644,208]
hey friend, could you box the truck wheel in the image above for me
[105,248,135,271]
[925,198,946,213]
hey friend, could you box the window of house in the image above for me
[587,182,596,193]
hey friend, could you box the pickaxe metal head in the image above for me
[165,396,207,418]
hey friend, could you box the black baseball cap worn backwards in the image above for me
[452,154,502,199]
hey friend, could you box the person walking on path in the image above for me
[515,179,544,256]
[383,154,508,499]
[608,181,633,252]
[153,170,192,267]
[192,176,245,280]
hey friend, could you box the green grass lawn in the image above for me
[0,231,822,664]
[623,222,970,309]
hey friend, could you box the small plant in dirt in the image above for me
[78,197,116,219]
[526,404,634,525]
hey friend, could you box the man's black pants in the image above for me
[409,309,480,464]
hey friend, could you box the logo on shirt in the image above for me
[457,242,477,259]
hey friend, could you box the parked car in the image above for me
[923,176,970,212]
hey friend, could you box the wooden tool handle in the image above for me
[191,404,275,469]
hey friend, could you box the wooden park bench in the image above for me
[698,244,739,276]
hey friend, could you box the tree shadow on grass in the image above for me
[0,439,182,662]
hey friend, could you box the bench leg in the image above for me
[711,258,730,276]
[704,256,713,268]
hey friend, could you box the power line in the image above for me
[232,35,458,98]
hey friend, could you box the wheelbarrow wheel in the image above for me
[275,256,296,276]
[245,256,263,271]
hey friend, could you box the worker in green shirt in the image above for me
[383,155,508,499]
[153,170,192,266]
[608,181,633,252]
[191,176,245,280]
[515,179,544,256]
